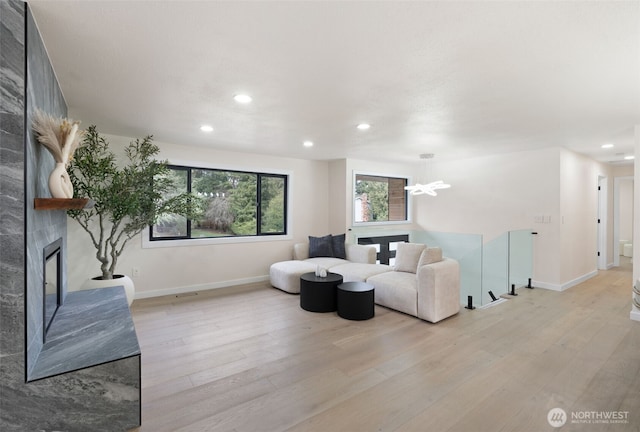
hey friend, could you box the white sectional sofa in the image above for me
[269,240,460,323]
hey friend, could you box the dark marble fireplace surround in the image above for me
[1,1,140,430]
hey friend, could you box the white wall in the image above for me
[559,149,611,284]
[613,165,634,178]
[619,179,633,242]
[412,147,562,286]
[409,147,612,289]
[328,159,347,234]
[67,134,331,298]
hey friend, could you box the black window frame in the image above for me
[149,164,288,241]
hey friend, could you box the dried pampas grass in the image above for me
[32,108,84,165]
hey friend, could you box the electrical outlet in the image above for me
[132,267,140,277]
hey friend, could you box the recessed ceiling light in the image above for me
[200,125,214,132]
[303,141,314,147]
[624,155,635,160]
[234,94,252,104]
[357,123,371,130]
[601,143,614,148]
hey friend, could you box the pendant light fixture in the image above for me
[404,153,451,196]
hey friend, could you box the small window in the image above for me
[354,174,408,223]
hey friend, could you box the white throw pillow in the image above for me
[418,247,443,268]
[393,242,427,273]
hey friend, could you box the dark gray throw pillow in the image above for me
[332,233,346,259]
[309,235,334,257]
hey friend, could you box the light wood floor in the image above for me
[130,261,639,432]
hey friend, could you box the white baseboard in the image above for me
[532,270,598,292]
[134,275,270,300]
[630,309,640,322]
[531,280,562,291]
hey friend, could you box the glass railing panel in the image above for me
[482,233,508,304]
[411,230,483,309]
[349,227,531,308]
[509,229,534,290]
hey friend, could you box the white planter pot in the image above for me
[81,274,135,306]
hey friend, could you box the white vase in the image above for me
[49,162,74,198]
[81,274,135,306]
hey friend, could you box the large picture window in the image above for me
[354,174,408,224]
[151,165,287,240]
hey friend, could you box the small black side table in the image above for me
[337,281,375,320]
[300,272,343,312]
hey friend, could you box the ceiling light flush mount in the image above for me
[357,123,371,130]
[601,143,614,149]
[233,94,252,104]
[200,125,214,132]
[404,153,451,196]
[303,141,314,148]
[624,155,635,160]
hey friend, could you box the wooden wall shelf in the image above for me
[34,198,94,210]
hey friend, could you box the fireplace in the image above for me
[43,238,62,343]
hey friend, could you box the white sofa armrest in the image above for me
[345,243,376,264]
[416,258,460,323]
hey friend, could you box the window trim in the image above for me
[352,170,412,226]
[144,160,292,248]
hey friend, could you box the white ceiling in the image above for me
[27,0,640,165]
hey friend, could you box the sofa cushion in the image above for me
[418,247,443,267]
[309,235,334,257]
[367,271,418,316]
[332,233,346,259]
[345,243,376,264]
[270,260,318,294]
[393,242,426,273]
[330,262,391,282]
[305,257,349,269]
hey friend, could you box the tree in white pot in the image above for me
[67,126,205,303]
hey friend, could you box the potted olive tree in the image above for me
[67,126,205,304]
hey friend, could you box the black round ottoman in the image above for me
[300,272,343,312]
[337,281,375,320]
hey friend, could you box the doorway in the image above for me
[614,176,634,268]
